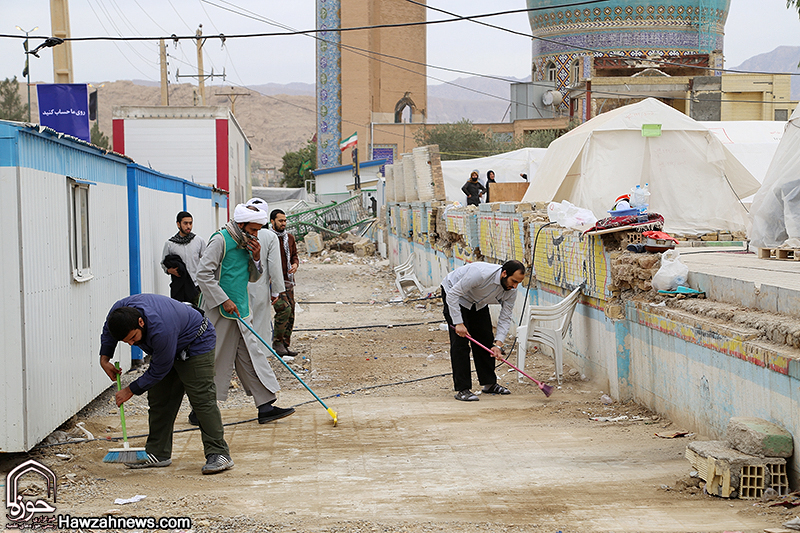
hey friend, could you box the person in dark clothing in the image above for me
[99,293,233,475]
[485,170,497,203]
[162,254,200,303]
[461,170,486,206]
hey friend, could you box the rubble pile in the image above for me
[608,251,661,293]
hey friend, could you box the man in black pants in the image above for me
[441,260,526,401]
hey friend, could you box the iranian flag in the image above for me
[339,132,357,151]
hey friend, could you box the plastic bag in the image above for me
[651,249,689,292]
[547,200,598,231]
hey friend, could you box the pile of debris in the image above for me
[686,417,792,499]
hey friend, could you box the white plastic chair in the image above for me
[516,285,583,385]
[394,252,426,298]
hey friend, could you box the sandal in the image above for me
[482,383,511,395]
[454,389,479,402]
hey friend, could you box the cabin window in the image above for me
[68,178,93,282]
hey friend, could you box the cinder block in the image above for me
[726,417,793,458]
[686,440,787,499]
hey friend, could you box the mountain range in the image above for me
[17,47,798,170]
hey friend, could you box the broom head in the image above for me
[539,382,555,398]
[103,441,150,464]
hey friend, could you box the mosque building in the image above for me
[527,0,793,121]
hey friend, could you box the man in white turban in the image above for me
[194,204,295,425]
[245,198,285,350]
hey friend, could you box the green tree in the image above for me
[279,140,316,188]
[789,0,800,17]
[413,119,492,160]
[0,77,29,122]
[90,121,109,149]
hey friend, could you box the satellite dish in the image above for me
[542,90,563,107]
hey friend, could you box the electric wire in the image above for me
[82,0,158,82]
[3,3,798,79]
[405,0,800,78]
[32,371,456,448]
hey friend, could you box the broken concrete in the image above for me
[726,417,794,458]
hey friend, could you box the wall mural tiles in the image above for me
[316,0,342,169]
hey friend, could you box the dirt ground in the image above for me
[2,252,797,533]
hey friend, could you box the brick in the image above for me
[726,417,793,458]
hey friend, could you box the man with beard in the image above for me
[441,260,525,401]
[161,211,205,304]
[99,293,233,474]
[194,204,295,425]
[270,209,300,358]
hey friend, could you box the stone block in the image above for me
[726,417,793,458]
[305,232,323,254]
[354,241,375,257]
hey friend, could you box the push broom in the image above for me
[449,325,554,397]
[237,316,338,426]
[103,362,149,463]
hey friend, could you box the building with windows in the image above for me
[527,0,796,121]
[0,120,225,452]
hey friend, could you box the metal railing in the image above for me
[287,194,374,241]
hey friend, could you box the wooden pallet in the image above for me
[758,248,800,261]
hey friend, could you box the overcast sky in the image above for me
[2,0,798,88]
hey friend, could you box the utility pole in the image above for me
[16,25,38,122]
[159,39,169,106]
[49,0,74,83]
[214,88,250,115]
[196,26,205,106]
[175,25,225,106]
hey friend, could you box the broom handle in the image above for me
[450,326,548,387]
[115,362,130,447]
[236,316,332,411]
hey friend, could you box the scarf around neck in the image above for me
[169,232,196,245]
[271,227,294,286]
[224,219,249,249]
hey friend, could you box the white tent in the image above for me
[441,147,546,203]
[700,121,784,185]
[521,98,761,235]
[749,104,800,248]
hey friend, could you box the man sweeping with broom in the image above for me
[99,293,234,475]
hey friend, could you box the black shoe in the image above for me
[258,405,296,424]
[201,454,234,475]
[188,411,199,426]
[284,345,299,357]
[482,383,511,395]
[454,389,479,402]
[272,342,289,356]
[125,454,171,469]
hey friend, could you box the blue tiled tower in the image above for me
[528,0,730,105]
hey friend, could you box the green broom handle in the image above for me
[236,316,332,410]
[115,362,129,443]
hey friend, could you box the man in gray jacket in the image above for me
[161,211,205,304]
[441,260,525,401]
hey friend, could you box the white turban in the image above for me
[246,197,270,215]
[233,203,269,225]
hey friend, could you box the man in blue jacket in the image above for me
[99,293,233,475]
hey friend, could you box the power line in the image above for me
[405,0,800,78]
[1,2,798,78]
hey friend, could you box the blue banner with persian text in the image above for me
[36,84,90,142]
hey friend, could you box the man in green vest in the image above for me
[195,204,295,425]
